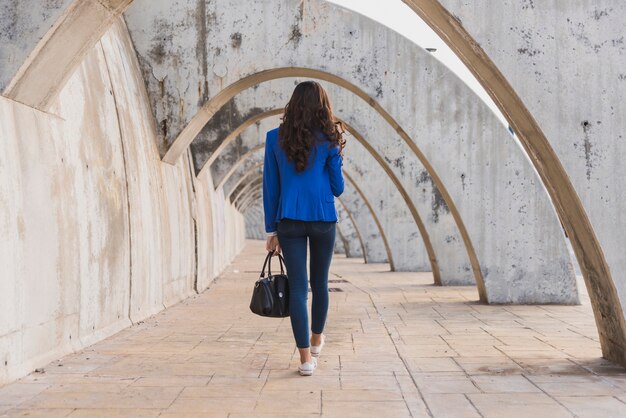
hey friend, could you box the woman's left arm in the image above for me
[263,133,281,253]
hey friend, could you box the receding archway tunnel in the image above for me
[2,0,625,389]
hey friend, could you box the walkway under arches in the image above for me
[2,241,624,416]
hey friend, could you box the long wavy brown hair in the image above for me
[278,81,346,172]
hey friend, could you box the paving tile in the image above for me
[322,389,404,401]
[163,397,257,414]
[467,393,573,418]
[422,393,481,417]
[556,396,626,418]
[471,375,540,393]
[322,400,411,417]
[255,390,321,414]
[414,375,481,394]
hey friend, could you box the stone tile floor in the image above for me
[2,240,626,417]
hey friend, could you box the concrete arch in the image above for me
[342,170,394,270]
[334,202,366,260]
[204,103,435,273]
[227,166,391,267]
[1,0,132,110]
[241,203,266,241]
[193,109,282,175]
[230,177,262,208]
[333,224,347,255]
[210,115,282,189]
[224,164,264,200]
[236,187,262,212]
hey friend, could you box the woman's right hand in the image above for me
[266,235,282,254]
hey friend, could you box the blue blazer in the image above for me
[263,127,344,234]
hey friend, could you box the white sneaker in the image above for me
[310,335,325,358]
[298,357,317,376]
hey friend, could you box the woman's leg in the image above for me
[276,219,311,356]
[307,221,336,344]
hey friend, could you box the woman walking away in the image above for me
[263,81,346,376]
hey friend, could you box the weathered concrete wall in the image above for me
[124,0,577,303]
[0,18,245,385]
[436,0,625,315]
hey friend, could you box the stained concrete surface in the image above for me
[1,240,625,417]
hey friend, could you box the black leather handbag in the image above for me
[249,251,290,317]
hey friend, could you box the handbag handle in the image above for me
[260,251,285,278]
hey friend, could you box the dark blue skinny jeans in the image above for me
[277,218,336,348]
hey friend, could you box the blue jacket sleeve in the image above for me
[263,133,280,233]
[327,144,344,197]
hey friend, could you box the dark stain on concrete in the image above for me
[160,119,168,146]
[288,24,302,46]
[133,51,179,154]
[375,82,383,99]
[593,8,612,21]
[195,0,210,106]
[567,17,623,53]
[0,1,17,42]
[431,186,449,224]
[148,42,167,65]
[190,98,267,174]
[581,120,596,181]
[392,155,406,175]
[287,2,304,48]
[521,0,535,10]
[513,28,544,57]
[415,170,450,223]
[230,32,243,48]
